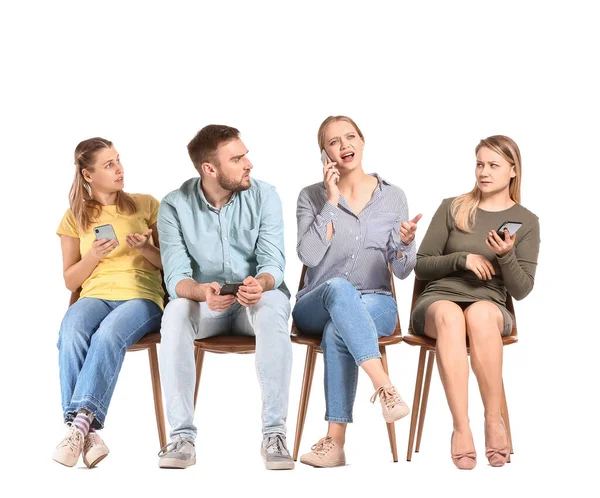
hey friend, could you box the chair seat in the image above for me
[127,331,161,352]
[403,333,518,350]
[194,336,256,354]
[291,327,403,350]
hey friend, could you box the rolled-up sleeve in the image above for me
[387,191,417,279]
[157,200,193,299]
[296,187,338,267]
[255,188,286,288]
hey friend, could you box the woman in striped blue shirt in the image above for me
[293,115,421,467]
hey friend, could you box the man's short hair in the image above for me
[187,124,241,170]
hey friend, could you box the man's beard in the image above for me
[216,172,251,192]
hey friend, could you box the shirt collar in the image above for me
[196,177,238,211]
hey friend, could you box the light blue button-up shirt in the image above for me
[158,177,289,299]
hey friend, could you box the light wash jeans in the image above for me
[58,298,163,429]
[292,278,397,423]
[159,289,292,440]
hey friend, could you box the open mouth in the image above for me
[116,177,124,182]
[341,152,355,162]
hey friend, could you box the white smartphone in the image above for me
[496,221,522,238]
[94,224,119,246]
[321,148,332,166]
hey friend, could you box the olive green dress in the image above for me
[411,198,540,336]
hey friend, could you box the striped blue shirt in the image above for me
[296,174,416,299]
[158,177,289,299]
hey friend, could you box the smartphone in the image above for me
[321,149,332,166]
[496,221,523,238]
[218,282,244,296]
[94,224,119,246]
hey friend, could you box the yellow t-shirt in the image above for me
[56,193,165,309]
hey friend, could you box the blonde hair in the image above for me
[451,135,522,232]
[317,115,365,151]
[69,137,136,232]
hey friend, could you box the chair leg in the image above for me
[194,347,205,408]
[148,344,167,449]
[501,379,514,462]
[407,347,427,461]
[292,345,318,461]
[380,345,398,462]
[415,350,435,453]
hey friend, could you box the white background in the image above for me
[1,1,597,496]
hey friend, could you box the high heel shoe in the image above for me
[451,431,477,470]
[485,418,510,467]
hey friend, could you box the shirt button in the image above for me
[223,236,228,241]
[344,272,349,276]
[355,236,359,240]
[351,254,355,259]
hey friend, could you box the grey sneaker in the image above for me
[261,434,294,470]
[158,437,196,469]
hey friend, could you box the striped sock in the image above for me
[73,411,94,438]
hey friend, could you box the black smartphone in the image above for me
[496,221,523,238]
[94,224,119,246]
[218,282,244,296]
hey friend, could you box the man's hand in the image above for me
[205,282,236,311]
[237,276,264,307]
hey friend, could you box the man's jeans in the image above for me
[292,278,397,423]
[159,289,292,440]
[58,298,163,428]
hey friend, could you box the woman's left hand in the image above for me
[486,229,515,257]
[400,213,423,244]
[126,229,153,251]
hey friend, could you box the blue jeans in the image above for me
[58,298,163,429]
[159,289,292,440]
[292,278,397,423]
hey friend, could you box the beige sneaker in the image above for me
[52,423,84,467]
[300,436,346,468]
[83,432,110,468]
[370,384,410,423]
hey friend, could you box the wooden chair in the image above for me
[291,265,404,462]
[67,291,167,449]
[193,336,256,408]
[403,278,517,462]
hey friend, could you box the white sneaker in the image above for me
[53,423,84,467]
[83,432,110,468]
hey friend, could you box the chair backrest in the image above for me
[295,264,402,336]
[407,277,517,338]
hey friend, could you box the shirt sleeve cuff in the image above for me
[316,201,338,226]
[256,266,284,289]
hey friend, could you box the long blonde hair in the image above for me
[451,135,522,232]
[69,137,136,232]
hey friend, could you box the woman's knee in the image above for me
[464,302,503,336]
[426,301,466,334]
[323,278,358,302]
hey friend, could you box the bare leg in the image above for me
[361,358,391,390]
[464,302,508,452]
[327,422,347,446]
[424,301,474,455]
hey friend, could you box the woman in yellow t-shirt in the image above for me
[53,137,164,468]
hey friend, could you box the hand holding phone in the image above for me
[218,282,243,296]
[322,149,340,204]
[496,221,522,239]
[94,224,119,246]
[487,220,521,257]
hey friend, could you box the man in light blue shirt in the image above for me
[157,125,293,470]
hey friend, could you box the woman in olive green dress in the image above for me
[411,135,540,470]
